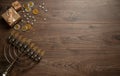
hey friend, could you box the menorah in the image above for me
[3,30,45,76]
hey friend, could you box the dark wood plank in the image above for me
[0,0,120,76]
[45,0,120,23]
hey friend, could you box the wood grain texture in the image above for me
[0,0,120,76]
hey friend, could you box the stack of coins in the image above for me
[23,1,34,12]
[14,24,21,30]
[32,8,39,15]
[21,23,32,32]
[29,1,34,7]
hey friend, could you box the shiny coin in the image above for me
[26,24,32,30]
[21,25,29,31]
[32,8,39,15]
[14,24,21,30]
[25,7,31,12]
[28,1,34,7]
[23,3,29,8]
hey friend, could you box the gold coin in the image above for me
[26,24,32,30]
[28,1,34,7]
[21,25,29,31]
[14,24,21,30]
[25,7,31,12]
[32,9,39,15]
[23,3,29,8]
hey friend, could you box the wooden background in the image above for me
[0,0,120,76]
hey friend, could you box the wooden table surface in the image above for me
[0,0,120,76]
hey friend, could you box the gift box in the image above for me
[12,1,22,11]
[1,7,21,27]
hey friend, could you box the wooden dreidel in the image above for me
[29,43,35,48]
[26,39,32,44]
[17,35,23,41]
[21,37,27,44]
[32,46,38,52]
